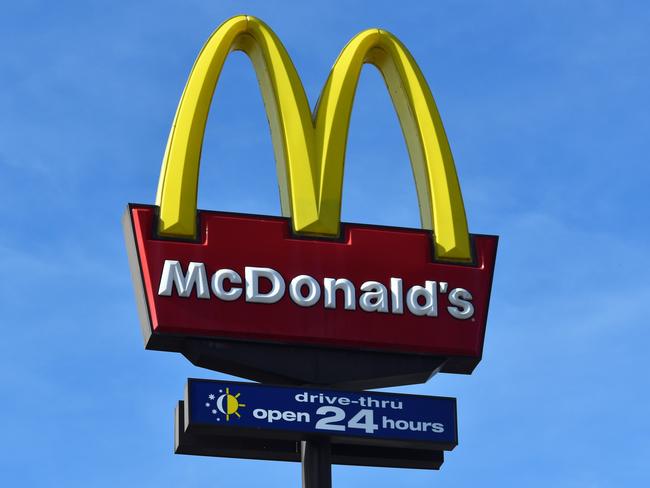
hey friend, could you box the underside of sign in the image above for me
[124,205,497,388]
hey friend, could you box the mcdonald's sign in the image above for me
[124,16,498,388]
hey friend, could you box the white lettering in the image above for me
[359,281,389,313]
[158,260,209,299]
[323,278,356,310]
[295,392,308,402]
[245,267,285,304]
[406,280,438,316]
[253,408,310,423]
[447,288,474,319]
[156,260,476,321]
[390,278,404,314]
[289,275,321,307]
[267,410,283,423]
[211,269,242,301]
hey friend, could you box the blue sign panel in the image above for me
[186,379,457,449]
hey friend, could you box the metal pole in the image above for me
[301,439,332,488]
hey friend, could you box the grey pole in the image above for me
[301,439,332,488]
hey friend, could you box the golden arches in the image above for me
[155,15,472,262]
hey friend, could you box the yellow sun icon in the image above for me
[216,388,246,421]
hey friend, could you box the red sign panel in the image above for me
[126,205,497,361]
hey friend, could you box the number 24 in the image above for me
[315,407,378,434]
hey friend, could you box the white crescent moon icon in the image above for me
[216,394,228,414]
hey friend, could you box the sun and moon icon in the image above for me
[205,388,246,421]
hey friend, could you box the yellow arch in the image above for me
[155,16,318,237]
[155,15,472,262]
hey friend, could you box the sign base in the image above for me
[179,338,449,389]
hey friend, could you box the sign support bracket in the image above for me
[301,439,332,488]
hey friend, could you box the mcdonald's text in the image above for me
[158,260,475,319]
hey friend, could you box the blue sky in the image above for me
[1,0,649,486]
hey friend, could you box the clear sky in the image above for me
[1,1,648,486]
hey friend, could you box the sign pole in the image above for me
[301,439,332,488]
